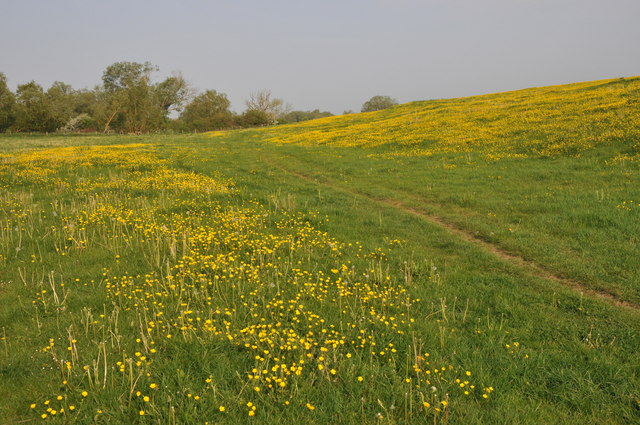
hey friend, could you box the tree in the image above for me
[99,61,164,133]
[180,90,233,131]
[122,79,163,133]
[46,81,75,130]
[13,81,57,132]
[244,90,290,124]
[98,62,192,133]
[102,61,157,93]
[361,95,397,113]
[72,88,99,116]
[237,109,271,128]
[0,73,16,132]
[155,73,192,114]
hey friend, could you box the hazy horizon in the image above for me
[2,0,639,114]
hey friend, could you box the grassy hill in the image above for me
[212,76,640,160]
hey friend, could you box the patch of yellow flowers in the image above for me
[0,144,491,421]
[210,77,640,161]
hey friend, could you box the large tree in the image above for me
[0,73,16,132]
[99,62,192,133]
[13,81,57,132]
[102,61,157,93]
[155,72,191,114]
[180,90,233,131]
[99,61,156,133]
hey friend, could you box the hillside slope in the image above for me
[213,77,640,160]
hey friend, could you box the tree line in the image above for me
[0,61,397,134]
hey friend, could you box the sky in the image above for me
[1,0,639,114]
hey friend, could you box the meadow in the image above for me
[0,77,639,424]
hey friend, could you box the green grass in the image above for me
[229,141,640,305]
[1,78,639,424]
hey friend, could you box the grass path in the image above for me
[262,153,639,313]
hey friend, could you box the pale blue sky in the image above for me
[1,0,639,113]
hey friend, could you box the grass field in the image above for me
[1,77,639,424]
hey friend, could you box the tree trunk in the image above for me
[103,109,118,133]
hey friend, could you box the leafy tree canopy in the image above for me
[180,90,233,131]
[102,61,157,93]
[155,73,192,113]
[14,81,57,132]
[361,95,397,113]
[0,72,16,131]
[238,109,271,127]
